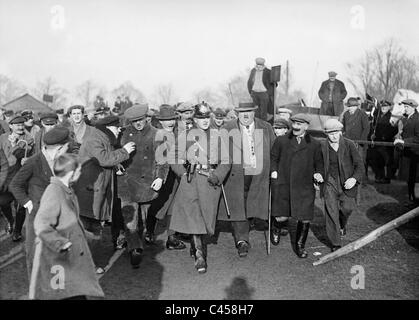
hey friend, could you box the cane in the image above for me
[267,186,271,255]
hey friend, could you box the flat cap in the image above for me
[4,110,14,117]
[346,97,360,107]
[213,108,227,119]
[273,118,291,129]
[255,57,265,65]
[21,110,34,118]
[94,106,110,114]
[323,118,343,133]
[156,105,177,120]
[68,105,85,114]
[176,101,195,112]
[9,115,27,124]
[194,103,211,119]
[235,102,258,112]
[401,99,418,108]
[328,71,338,77]
[125,103,149,121]
[290,113,311,124]
[276,107,293,114]
[40,112,58,125]
[43,126,70,145]
[96,115,121,127]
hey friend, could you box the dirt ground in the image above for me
[1,175,418,300]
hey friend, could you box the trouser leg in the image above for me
[146,200,158,235]
[257,92,269,121]
[14,205,26,235]
[231,220,250,244]
[339,193,356,231]
[121,201,143,252]
[1,204,14,227]
[111,197,124,246]
[324,179,341,247]
[25,212,36,281]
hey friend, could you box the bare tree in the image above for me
[346,39,419,100]
[111,81,146,104]
[76,80,97,109]
[155,83,175,105]
[33,77,68,110]
[0,74,26,106]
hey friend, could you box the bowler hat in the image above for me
[156,105,177,120]
[290,113,310,124]
[125,103,149,121]
[96,115,121,127]
[323,119,343,133]
[235,102,258,112]
[43,126,70,145]
[401,99,418,108]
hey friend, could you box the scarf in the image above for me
[72,121,87,144]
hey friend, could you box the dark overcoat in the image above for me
[270,133,324,221]
[118,123,168,203]
[75,126,129,221]
[29,177,104,300]
[318,79,347,116]
[218,118,275,221]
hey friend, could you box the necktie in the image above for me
[297,136,301,144]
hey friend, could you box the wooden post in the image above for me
[313,206,419,266]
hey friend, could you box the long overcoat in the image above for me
[118,123,168,203]
[75,126,129,221]
[270,133,324,221]
[318,79,347,116]
[217,118,275,221]
[29,177,104,300]
[169,126,231,234]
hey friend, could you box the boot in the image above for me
[192,235,207,274]
[12,206,26,242]
[270,218,288,246]
[166,234,186,250]
[294,221,310,258]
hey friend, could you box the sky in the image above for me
[1,0,418,107]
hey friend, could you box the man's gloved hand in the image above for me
[207,172,219,186]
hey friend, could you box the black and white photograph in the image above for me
[0,0,418,306]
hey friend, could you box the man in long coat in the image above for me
[218,102,275,257]
[318,71,347,117]
[75,115,135,270]
[118,104,169,268]
[270,113,324,258]
[170,103,230,273]
[9,126,71,279]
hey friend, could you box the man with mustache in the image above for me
[270,113,324,258]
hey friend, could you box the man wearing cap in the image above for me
[394,99,419,202]
[75,115,135,271]
[318,71,347,117]
[342,97,370,183]
[210,107,227,130]
[272,118,291,137]
[0,115,35,241]
[9,126,71,278]
[170,103,230,273]
[176,101,195,132]
[370,100,399,183]
[153,104,187,250]
[21,110,41,139]
[218,102,275,257]
[117,103,169,268]
[275,107,293,121]
[320,119,364,251]
[4,110,15,124]
[247,57,276,121]
[33,112,58,154]
[270,113,324,257]
[67,105,94,149]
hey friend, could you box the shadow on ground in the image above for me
[223,276,255,300]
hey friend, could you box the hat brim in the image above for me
[128,116,146,122]
[324,129,342,133]
[42,119,57,125]
[156,116,177,120]
[291,119,310,124]
[194,114,211,119]
[235,106,258,112]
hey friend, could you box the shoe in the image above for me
[194,247,207,274]
[166,235,186,250]
[130,249,143,269]
[331,245,342,252]
[237,241,249,258]
[11,232,22,242]
[114,232,127,250]
[294,221,309,258]
[5,222,13,235]
[340,227,347,237]
[270,227,280,246]
[144,231,155,245]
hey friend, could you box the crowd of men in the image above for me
[0,58,418,294]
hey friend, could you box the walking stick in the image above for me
[267,186,271,255]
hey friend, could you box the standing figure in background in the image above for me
[272,118,291,137]
[318,71,347,117]
[247,57,276,121]
[67,105,94,150]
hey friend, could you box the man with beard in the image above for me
[0,115,35,241]
[21,110,41,139]
[394,99,419,203]
[270,113,324,258]
[219,102,275,257]
[176,101,195,132]
[170,103,230,273]
[118,104,169,268]
[76,115,135,272]
[154,105,187,250]
[9,126,71,278]
[320,119,364,251]
[318,71,347,117]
